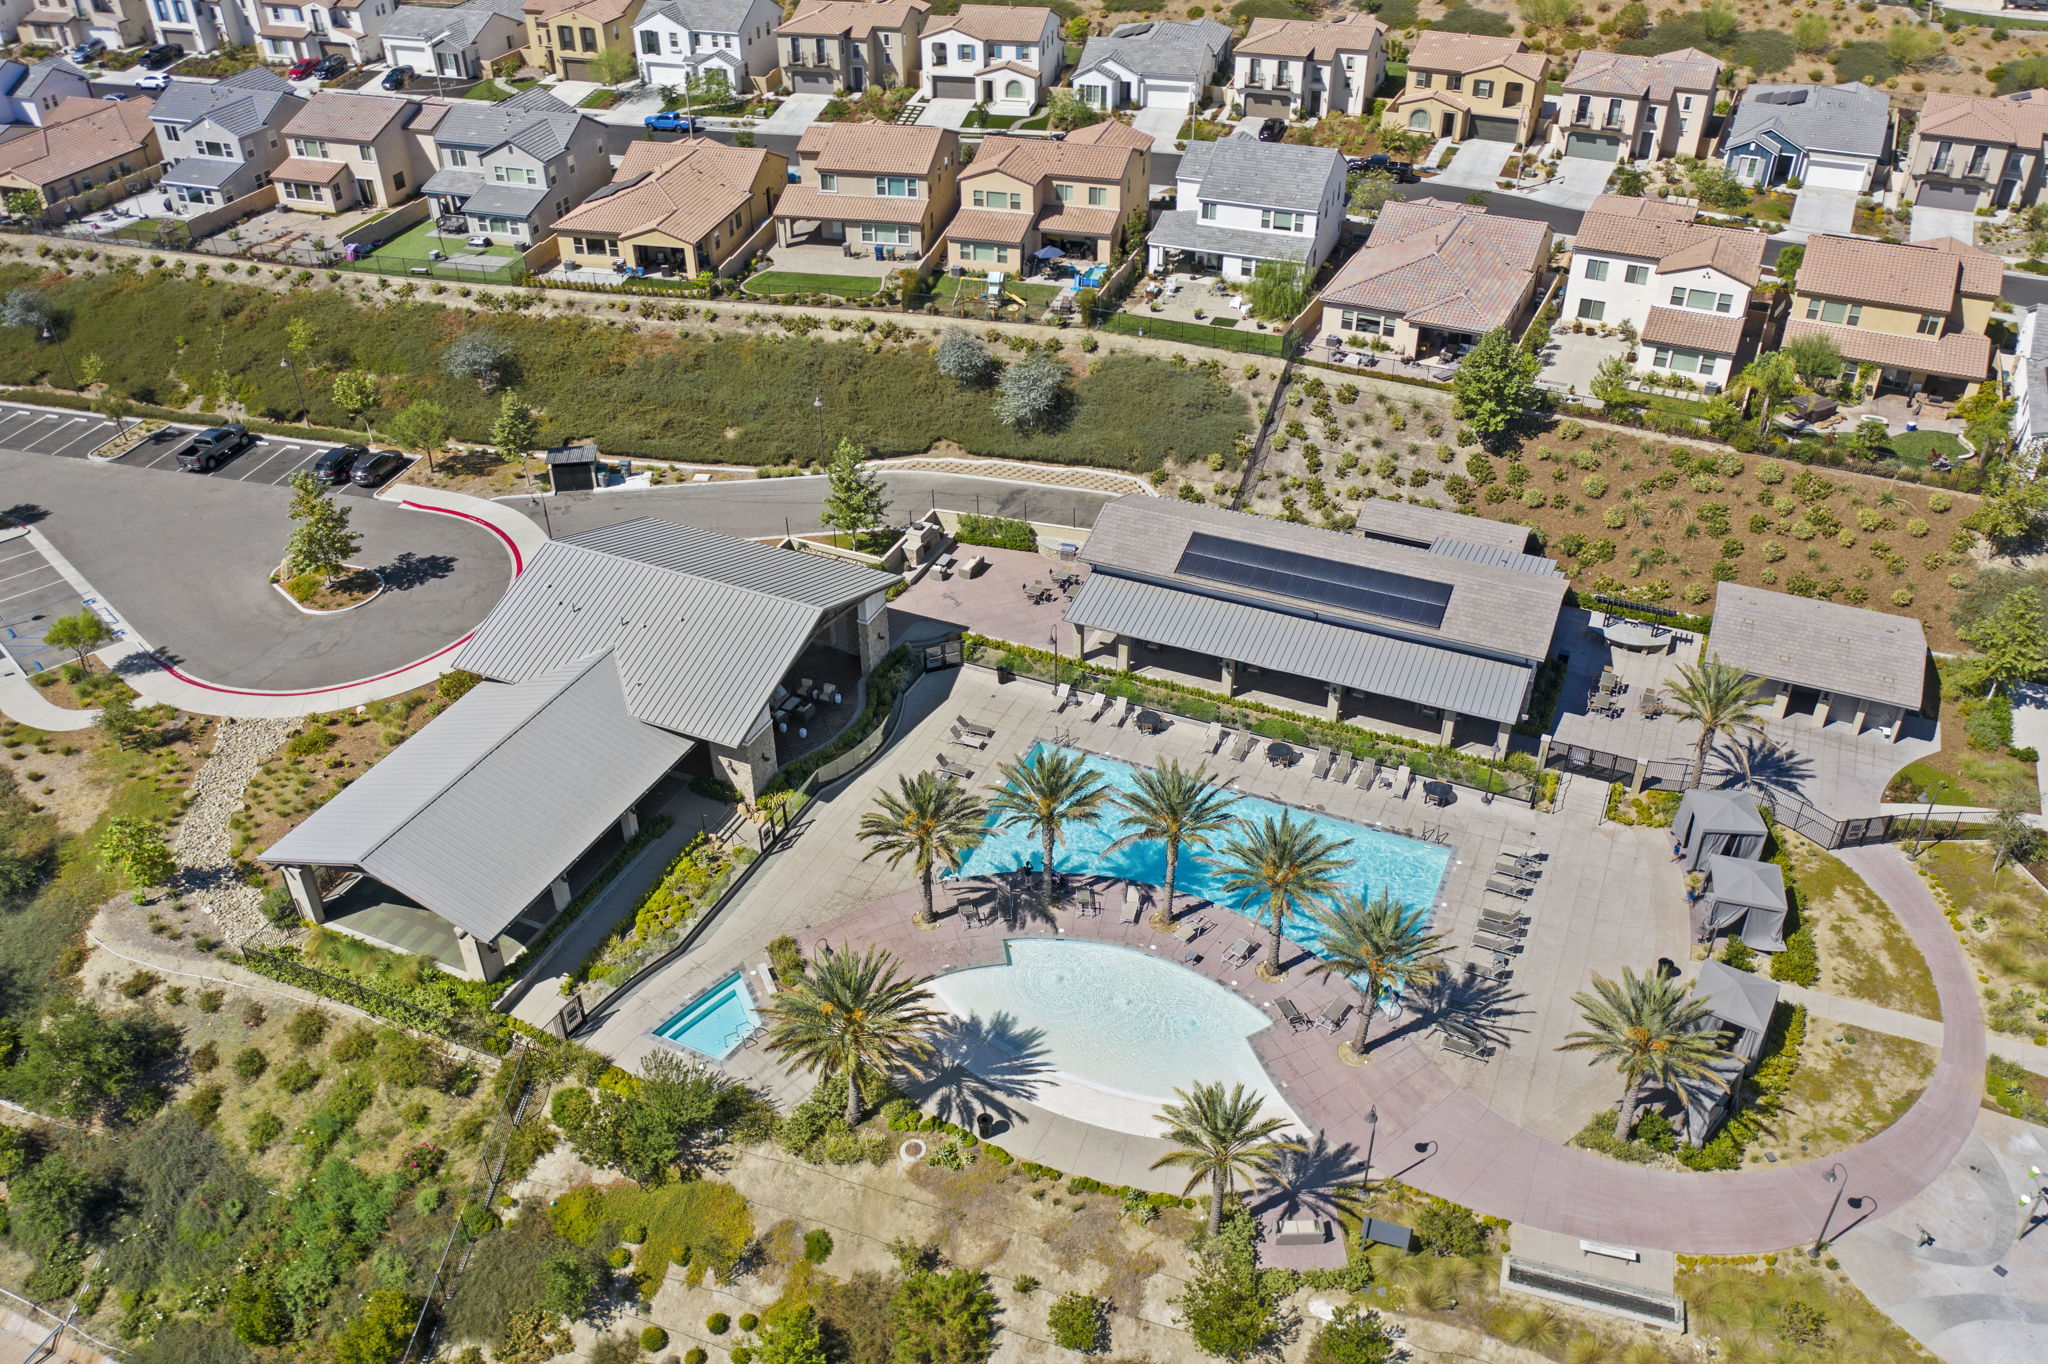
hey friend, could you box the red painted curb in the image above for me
[150,498,527,699]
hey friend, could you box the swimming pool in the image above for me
[950,745,1450,951]
[653,972,761,1060]
[927,938,1301,1137]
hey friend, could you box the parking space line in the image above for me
[48,424,113,460]
[0,580,72,606]
[0,549,41,570]
[0,562,60,589]
[271,447,327,484]
[236,443,315,483]
[24,418,92,453]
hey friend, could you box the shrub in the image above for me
[707,1312,732,1335]
[332,1024,378,1063]
[245,1109,284,1151]
[686,1351,708,1364]
[275,1059,320,1095]
[286,724,336,758]
[186,1083,224,1127]
[737,1312,759,1331]
[1048,1292,1107,1352]
[117,970,162,998]
[231,1046,267,1081]
[1771,927,1820,986]
[641,1326,669,1352]
[954,513,1036,551]
[1414,1199,1488,1257]
[1966,695,2014,751]
[804,1227,834,1262]
[284,1008,329,1048]
[197,988,225,1014]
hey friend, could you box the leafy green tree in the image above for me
[1688,164,1753,212]
[757,1304,830,1364]
[1046,1292,1106,1353]
[1347,169,1398,219]
[1960,587,2048,696]
[1966,462,2048,548]
[282,469,363,583]
[1954,384,2017,461]
[1701,2,1738,40]
[891,1266,999,1364]
[1588,353,1639,411]
[7,1149,98,1250]
[1782,330,1839,382]
[1107,760,1239,929]
[1305,1305,1397,1364]
[93,689,143,751]
[1175,1209,1277,1360]
[386,400,455,465]
[491,388,541,455]
[987,747,1113,910]
[1665,656,1770,788]
[589,44,639,87]
[443,331,514,390]
[98,815,177,887]
[0,287,52,332]
[1610,164,1646,197]
[44,608,112,664]
[227,1279,292,1347]
[1207,812,1347,979]
[764,946,943,1125]
[7,1003,174,1119]
[1246,257,1309,322]
[1792,13,1831,53]
[329,368,381,434]
[1989,793,2043,877]
[1151,1083,1298,1234]
[936,330,997,387]
[1997,55,2048,95]
[992,353,1069,431]
[540,1245,604,1318]
[3,189,41,218]
[819,437,893,536]
[1884,23,1943,68]
[1733,351,1804,433]
[858,771,989,928]
[1558,967,1728,1142]
[1611,1,1649,37]
[558,1050,761,1183]
[1450,326,1539,444]
[1518,0,1579,30]
[1306,890,1447,1058]
[1046,87,1103,131]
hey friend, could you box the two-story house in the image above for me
[775,0,925,95]
[1227,14,1384,121]
[1385,31,1546,146]
[20,0,149,51]
[1563,194,1767,386]
[419,86,606,242]
[1071,17,1229,112]
[945,126,1147,272]
[1723,82,1891,193]
[151,66,304,214]
[1783,233,2000,400]
[524,0,644,81]
[0,94,159,218]
[144,0,253,58]
[918,4,1061,115]
[243,0,394,66]
[1551,46,1718,163]
[1313,199,1549,361]
[632,0,779,96]
[1147,136,1345,281]
[272,89,443,210]
[771,122,958,261]
[0,56,90,127]
[380,0,528,81]
[1903,88,2048,212]
[551,137,785,276]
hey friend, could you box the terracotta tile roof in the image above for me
[1562,46,1720,102]
[1572,207,1766,287]
[553,139,775,245]
[1640,306,1744,356]
[1796,232,2001,310]
[1035,201,1118,236]
[778,0,927,38]
[1235,14,1384,61]
[795,121,953,175]
[1320,199,1548,334]
[1406,30,1546,81]
[284,91,411,143]
[272,156,351,184]
[773,182,930,224]
[1063,118,1152,153]
[1782,317,1992,382]
[1584,192,1695,221]
[946,206,1033,243]
[0,97,155,192]
[960,133,1134,185]
[258,23,311,37]
[1391,85,1470,114]
[1916,88,2048,148]
[924,4,1055,43]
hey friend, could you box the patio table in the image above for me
[1600,618,1668,651]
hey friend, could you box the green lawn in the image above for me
[468,78,539,103]
[1626,389,1712,417]
[1884,429,1968,467]
[374,218,523,263]
[742,270,882,297]
[577,89,619,110]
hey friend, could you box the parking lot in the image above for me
[0,534,108,676]
[0,403,402,495]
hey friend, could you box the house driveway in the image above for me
[1913,206,1982,245]
[2013,682,2048,815]
[1131,103,1189,151]
[1518,156,1613,212]
[917,98,977,129]
[758,92,833,135]
[1786,186,1858,238]
[1430,140,1513,191]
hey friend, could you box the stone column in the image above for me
[855,591,890,672]
[1438,710,1457,747]
[1115,636,1132,671]
[281,864,326,924]
[1221,660,1240,696]
[455,929,504,983]
[713,713,779,801]
[550,877,571,912]
[1325,683,1343,722]
[617,806,639,841]
[1769,681,1791,719]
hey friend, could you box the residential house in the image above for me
[144,0,253,58]
[944,128,1147,273]
[775,0,925,95]
[378,0,528,80]
[151,66,304,215]
[632,0,780,96]
[771,121,958,260]
[918,4,1061,115]
[551,137,785,275]
[2012,303,2048,465]
[0,56,90,128]
[273,89,444,210]
[1722,81,1891,192]
[19,0,149,50]
[0,93,159,216]
[1311,199,1549,360]
[0,0,33,44]
[1782,232,2000,398]
[1563,194,1767,386]
[419,86,606,243]
[1071,17,1229,112]
[1227,14,1384,121]
[242,0,396,66]
[1146,136,1344,281]
[1385,31,1546,146]
[1903,87,2048,211]
[524,0,645,81]
[1552,46,1719,163]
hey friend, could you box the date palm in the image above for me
[1665,657,1770,788]
[763,946,944,1126]
[1557,967,1728,1143]
[1207,812,1348,979]
[858,772,989,928]
[986,748,1112,911]
[1307,890,1448,1060]
[1105,759,1239,929]
[1151,1082,1301,1234]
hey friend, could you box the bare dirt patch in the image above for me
[1758,1027,1936,1161]
[1783,834,1941,1019]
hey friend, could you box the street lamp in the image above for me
[1364,1106,1378,1187]
[279,353,307,419]
[813,389,825,467]
[39,326,75,390]
[1813,1163,1848,1254]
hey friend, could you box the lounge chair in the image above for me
[1174,917,1207,943]
[1494,857,1539,881]
[1466,959,1512,985]
[1111,696,1134,727]
[1310,747,1334,780]
[1121,886,1144,924]
[1051,682,1072,710]
[1205,721,1225,754]
[955,715,995,740]
[1439,1032,1490,1062]
[1230,732,1256,761]
[1354,758,1378,790]
[1485,874,1533,898]
[1390,764,1412,798]
[1317,998,1352,1032]
[949,724,990,751]
[1476,916,1526,939]
[1331,753,1354,785]
[1080,691,1109,720]
[937,755,976,781]
[1472,929,1522,954]
[1224,936,1258,965]
[1276,998,1310,1031]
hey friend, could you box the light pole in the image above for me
[1814,1163,1847,1254]
[39,326,75,390]
[1364,1105,1378,1187]
[1907,786,1937,857]
[279,353,307,419]
[813,389,825,467]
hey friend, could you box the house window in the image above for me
[1445,74,1462,92]
[956,44,973,60]
[293,138,328,159]
[493,165,538,185]
[1918,313,1943,335]
[1249,58,1262,82]
[579,27,597,51]
[1624,264,1648,285]
[1413,71,1431,88]
[874,175,916,197]
[1504,83,1523,107]
[1968,144,1989,177]
[640,31,658,54]
[1261,209,1305,231]
[196,140,232,158]
[964,242,1010,262]
[1338,309,1394,337]
[1577,298,1605,321]
[448,149,469,166]
[859,223,910,244]
[358,145,374,161]
[819,171,837,191]
[1931,140,1953,173]
[1004,80,1023,99]
[1805,298,1863,326]
[1408,111,1429,130]
[1088,185,1106,206]
[1735,155,1762,183]
[1054,184,1072,202]
[1200,200,1217,220]
[572,236,615,255]
[1472,79,1493,99]
[1669,287,1733,313]
[1583,258,1608,281]
[393,171,405,190]
[557,24,573,49]
[972,190,1021,209]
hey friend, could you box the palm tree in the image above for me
[1556,967,1729,1143]
[1733,352,1806,434]
[1104,760,1240,929]
[858,772,989,928]
[986,748,1113,911]
[1307,890,1448,1060]
[1665,657,1770,788]
[1207,812,1348,979]
[763,946,945,1126]
[1150,1082,1301,1234]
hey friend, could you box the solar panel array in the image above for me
[1176,531,1454,630]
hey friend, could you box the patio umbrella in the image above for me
[1033,246,1064,260]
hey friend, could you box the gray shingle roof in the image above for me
[1726,82,1890,161]
[455,518,897,748]
[163,157,246,189]
[1147,208,1309,264]
[643,0,760,32]
[1710,581,1926,710]
[15,58,88,102]
[383,0,529,47]
[1177,136,1342,212]
[434,87,583,159]
[1075,17,1230,83]
[261,653,694,942]
[152,65,299,134]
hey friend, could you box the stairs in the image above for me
[895,97,928,126]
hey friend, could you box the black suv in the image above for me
[348,450,406,487]
[139,43,184,70]
[1256,117,1287,143]
[176,424,250,472]
[312,444,368,484]
[1347,154,1418,183]
[312,54,349,81]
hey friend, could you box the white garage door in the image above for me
[1803,158,1865,191]
[1143,81,1193,109]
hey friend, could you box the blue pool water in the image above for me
[654,972,761,1059]
[950,745,1450,951]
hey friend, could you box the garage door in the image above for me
[1564,131,1620,162]
[1469,115,1518,143]
[1804,158,1865,191]
[932,75,975,99]
[1917,181,1979,211]
[1242,89,1290,116]
[1144,81,1192,109]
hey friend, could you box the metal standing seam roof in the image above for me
[260,653,696,942]
[1177,136,1343,212]
[1064,573,1536,724]
[1726,82,1890,160]
[1709,581,1927,711]
[1354,498,1532,554]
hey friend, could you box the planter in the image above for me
[270,560,385,615]
[88,417,168,462]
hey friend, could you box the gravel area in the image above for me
[172,716,298,945]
